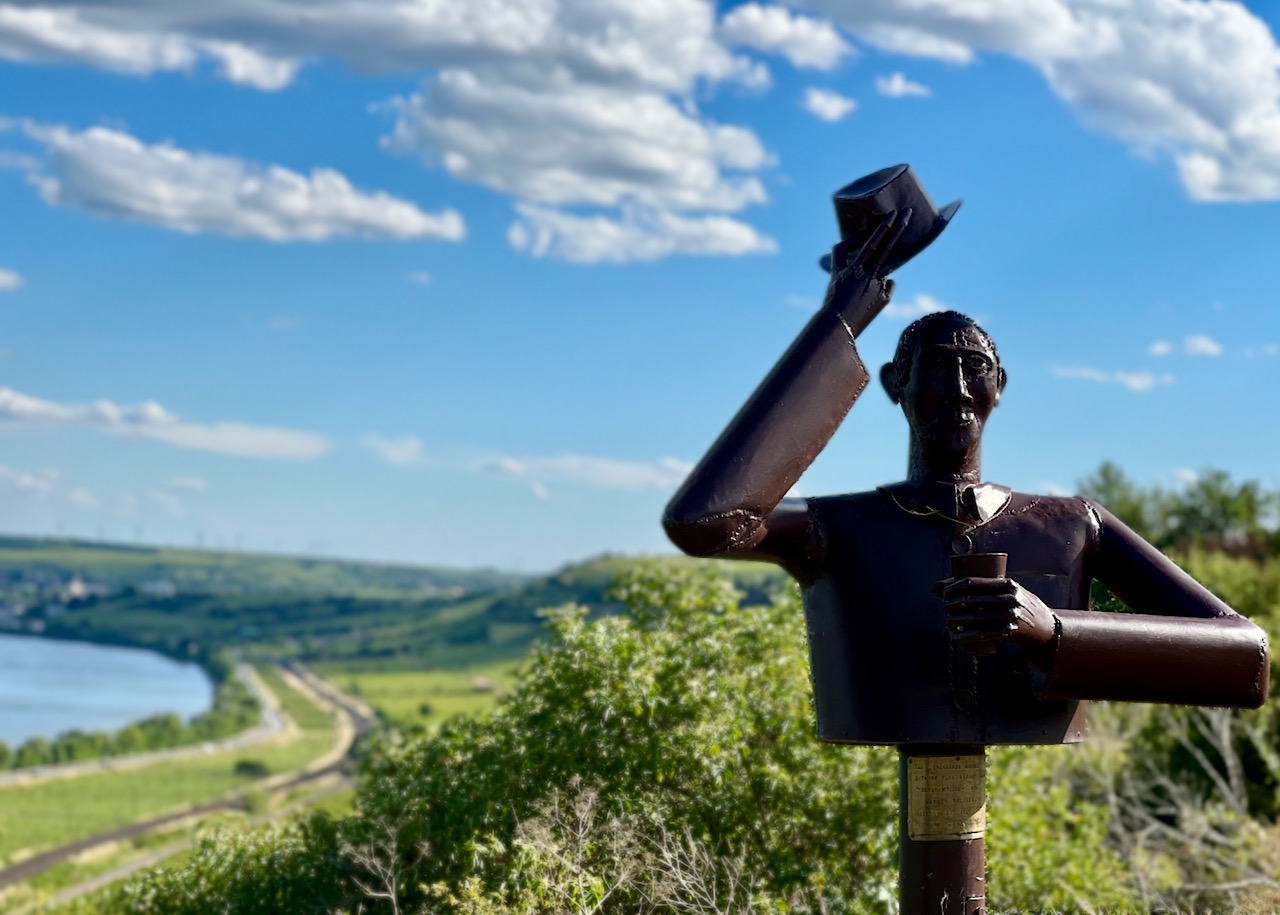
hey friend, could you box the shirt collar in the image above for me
[877,480,1012,524]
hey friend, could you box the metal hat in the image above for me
[818,164,960,274]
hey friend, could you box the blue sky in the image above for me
[0,0,1278,571]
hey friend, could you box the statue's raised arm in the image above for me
[664,166,959,566]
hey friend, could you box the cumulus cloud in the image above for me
[797,0,1280,201]
[487,453,693,490]
[6,121,466,242]
[883,292,945,319]
[0,386,329,458]
[508,204,777,264]
[0,464,57,493]
[385,72,769,215]
[363,434,425,466]
[0,268,21,291]
[0,0,753,91]
[0,0,781,262]
[801,87,857,122]
[875,72,931,98]
[719,3,852,70]
[1184,333,1223,357]
[1152,335,1225,357]
[1051,366,1175,393]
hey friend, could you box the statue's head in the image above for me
[880,311,1006,461]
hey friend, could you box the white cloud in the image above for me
[785,293,817,309]
[7,121,466,242]
[168,476,207,492]
[0,464,57,493]
[801,87,857,122]
[67,487,98,508]
[719,3,852,70]
[487,453,693,490]
[0,386,329,458]
[875,72,931,98]
[0,0,752,92]
[1264,343,1280,357]
[1184,333,1223,357]
[798,0,1280,202]
[408,271,432,285]
[363,434,425,466]
[0,1,787,263]
[0,268,21,291]
[1149,340,1174,357]
[884,292,946,319]
[385,71,770,215]
[508,204,777,263]
[1172,467,1200,487]
[1040,481,1071,497]
[1051,366,1175,393]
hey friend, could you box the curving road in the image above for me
[0,664,378,898]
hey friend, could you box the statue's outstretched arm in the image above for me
[663,211,911,565]
[943,500,1269,707]
[1042,500,1269,707]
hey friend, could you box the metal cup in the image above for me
[948,553,1008,656]
[949,552,1007,581]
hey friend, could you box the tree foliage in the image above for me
[106,562,1134,915]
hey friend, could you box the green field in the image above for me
[317,660,522,731]
[0,669,335,864]
[0,535,523,600]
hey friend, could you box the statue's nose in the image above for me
[952,360,974,403]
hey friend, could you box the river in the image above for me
[0,635,213,747]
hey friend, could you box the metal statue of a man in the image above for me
[661,165,1269,915]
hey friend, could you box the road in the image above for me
[0,664,288,789]
[0,664,378,901]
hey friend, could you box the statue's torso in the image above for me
[789,487,1098,745]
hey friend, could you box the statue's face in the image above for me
[900,318,1002,457]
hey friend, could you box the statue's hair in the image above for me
[888,310,1000,391]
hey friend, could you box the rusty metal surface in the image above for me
[662,165,1270,747]
[899,746,987,915]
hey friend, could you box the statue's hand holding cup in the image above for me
[940,553,1058,655]
[941,553,1008,657]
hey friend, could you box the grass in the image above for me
[317,660,522,731]
[0,734,334,864]
[0,668,335,864]
[253,666,334,731]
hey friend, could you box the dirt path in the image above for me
[0,666,377,902]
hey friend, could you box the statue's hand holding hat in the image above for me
[819,164,960,275]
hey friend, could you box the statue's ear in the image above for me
[997,367,1008,395]
[880,363,900,404]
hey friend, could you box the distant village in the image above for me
[0,571,176,633]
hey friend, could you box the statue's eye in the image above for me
[964,355,992,375]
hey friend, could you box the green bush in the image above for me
[105,562,1139,915]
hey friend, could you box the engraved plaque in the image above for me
[906,754,986,841]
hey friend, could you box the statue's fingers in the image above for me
[941,576,1016,599]
[867,207,912,277]
[945,607,1017,628]
[952,624,1016,647]
[853,217,894,273]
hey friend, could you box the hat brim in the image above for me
[819,199,961,274]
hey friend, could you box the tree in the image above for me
[109,561,1135,915]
